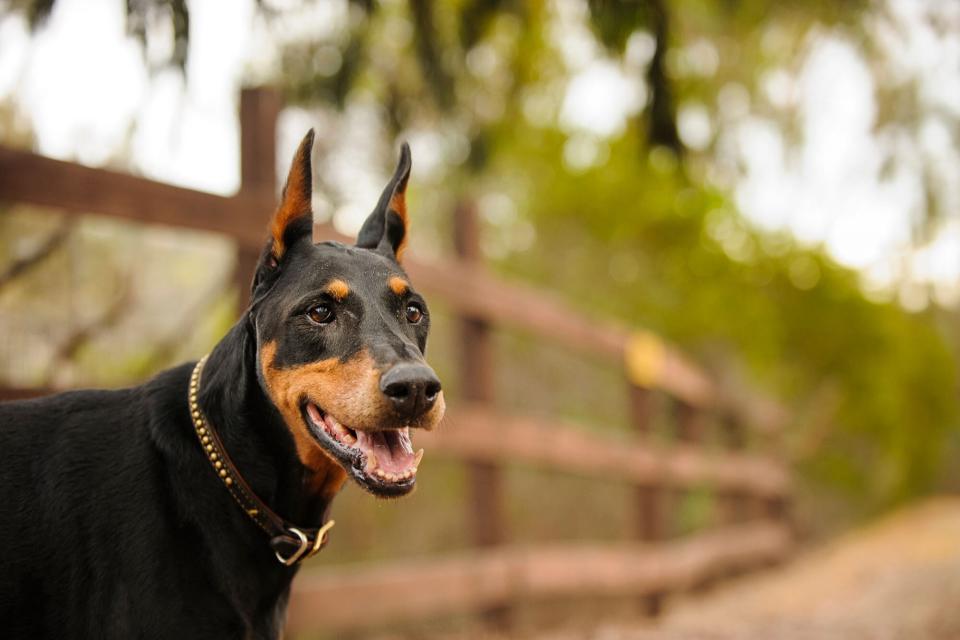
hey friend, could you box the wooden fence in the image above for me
[0,88,792,635]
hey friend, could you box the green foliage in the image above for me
[481,124,957,514]
[267,0,960,519]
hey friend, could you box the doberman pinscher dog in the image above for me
[0,131,445,639]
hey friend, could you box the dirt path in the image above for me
[547,497,960,640]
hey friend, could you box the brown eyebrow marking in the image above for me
[325,279,350,300]
[388,276,409,296]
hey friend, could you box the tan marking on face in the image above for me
[423,391,446,431]
[260,341,376,494]
[388,276,409,296]
[260,341,447,489]
[325,279,350,301]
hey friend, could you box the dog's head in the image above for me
[248,130,444,499]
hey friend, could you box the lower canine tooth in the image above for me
[366,453,378,472]
[414,449,424,467]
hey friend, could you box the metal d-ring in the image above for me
[274,527,309,566]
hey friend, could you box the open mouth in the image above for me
[303,402,423,498]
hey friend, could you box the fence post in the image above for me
[718,415,748,525]
[762,428,789,525]
[674,399,715,591]
[236,88,280,311]
[628,384,666,615]
[453,199,509,627]
[673,400,706,535]
[625,333,667,615]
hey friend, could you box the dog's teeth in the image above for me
[330,419,349,436]
[342,433,356,445]
[375,469,387,479]
[414,449,424,467]
[366,452,378,472]
[400,430,414,454]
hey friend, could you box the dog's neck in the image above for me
[196,318,337,529]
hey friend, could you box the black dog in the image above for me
[0,131,445,639]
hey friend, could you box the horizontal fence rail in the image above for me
[424,406,790,496]
[286,522,792,633]
[0,146,273,249]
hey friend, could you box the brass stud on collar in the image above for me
[189,356,237,493]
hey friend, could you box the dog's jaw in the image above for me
[303,402,421,498]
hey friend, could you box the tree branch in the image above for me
[40,277,132,386]
[645,0,683,154]
[0,218,75,292]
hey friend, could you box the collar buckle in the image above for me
[273,520,336,566]
[274,527,309,566]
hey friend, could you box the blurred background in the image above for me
[0,0,958,638]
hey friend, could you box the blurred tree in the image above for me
[4,0,190,69]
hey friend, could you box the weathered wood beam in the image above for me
[0,146,272,248]
[421,405,790,497]
[286,522,792,633]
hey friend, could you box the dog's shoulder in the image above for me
[0,363,196,499]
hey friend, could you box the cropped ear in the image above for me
[268,129,315,262]
[356,142,411,261]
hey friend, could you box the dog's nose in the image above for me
[380,363,442,419]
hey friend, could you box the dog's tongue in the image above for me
[355,428,417,475]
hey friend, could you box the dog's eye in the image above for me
[307,304,334,325]
[405,303,423,324]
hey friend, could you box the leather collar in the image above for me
[189,355,334,566]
